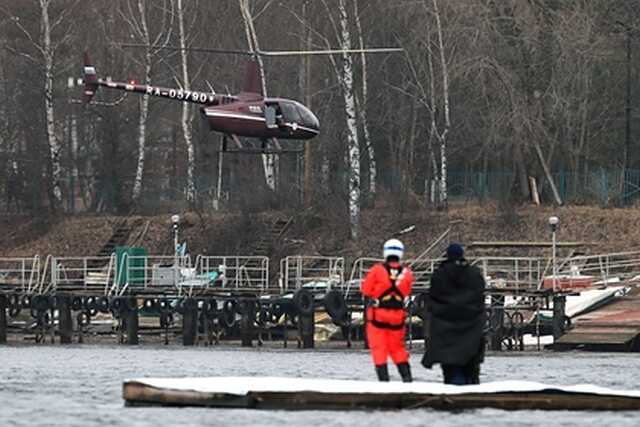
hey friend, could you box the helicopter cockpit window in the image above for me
[295,103,320,129]
[280,102,301,123]
[265,105,277,129]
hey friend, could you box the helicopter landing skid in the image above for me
[218,135,303,154]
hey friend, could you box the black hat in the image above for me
[446,243,464,260]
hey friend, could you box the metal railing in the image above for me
[1,250,639,296]
[194,255,269,292]
[114,255,191,292]
[345,256,440,295]
[279,256,344,291]
[0,256,41,292]
[471,257,545,290]
[46,256,115,294]
[554,251,640,286]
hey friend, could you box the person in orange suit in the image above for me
[361,239,414,382]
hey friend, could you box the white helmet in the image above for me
[383,239,404,260]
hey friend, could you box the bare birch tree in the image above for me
[354,0,375,198]
[431,0,450,207]
[5,0,77,210]
[238,0,277,192]
[119,0,174,203]
[338,0,361,239]
[177,0,196,206]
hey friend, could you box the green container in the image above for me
[116,246,148,286]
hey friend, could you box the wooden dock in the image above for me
[122,377,640,411]
[555,288,640,351]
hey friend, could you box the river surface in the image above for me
[0,346,639,426]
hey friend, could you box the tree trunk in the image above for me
[131,57,150,203]
[239,0,276,192]
[354,0,376,198]
[433,0,449,207]
[41,0,62,209]
[338,0,360,239]
[177,0,196,207]
[131,0,152,203]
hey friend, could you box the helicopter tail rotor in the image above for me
[82,52,99,103]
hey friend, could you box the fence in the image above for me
[5,168,640,215]
[447,168,640,205]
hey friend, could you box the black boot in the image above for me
[397,362,412,383]
[375,364,389,382]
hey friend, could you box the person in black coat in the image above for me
[421,243,486,385]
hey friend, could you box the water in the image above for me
[1,346,639,426]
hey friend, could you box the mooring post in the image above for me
[299,303,315,349]
[125,297,139,345]
[0,294,7,344]
[489,294,505,351]
[552,294,567,340]
[182,298,197,346]
[58,295,73,344]
[240,299,255,347]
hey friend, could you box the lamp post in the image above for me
[548,216,559,292]
[172,214,180,266]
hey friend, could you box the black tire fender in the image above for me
[77,311,90,326]
[204,298,218,319]
[256,304,270,326]
[158,299,170,311]
[143,298,157,310]
[97,297,110,313]
[21,294,31,309]
[324,290,347,322]
[221,300,236,327]
[110,297,123,312]
[9,293,20,309]
[71,296,83,311]
[85,296,97,312]
[8,295,21,317]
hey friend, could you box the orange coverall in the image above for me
[361,262,414,366]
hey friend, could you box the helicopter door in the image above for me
[264,105,277,129]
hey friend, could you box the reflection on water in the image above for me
[0,346,639,426]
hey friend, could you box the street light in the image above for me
[171,214,180,265]
[548,216,559,292]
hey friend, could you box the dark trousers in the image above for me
[442,362,480,385]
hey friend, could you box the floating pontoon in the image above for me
[123,377,640,410]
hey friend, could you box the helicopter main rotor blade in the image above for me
[259,48,404,56]
[119,43,403,57]
[120,43,252,56]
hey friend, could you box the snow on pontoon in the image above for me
[123,376,640,410]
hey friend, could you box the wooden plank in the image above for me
[123,382,252,408]
[122,381,640,411]
[556,332,637,345]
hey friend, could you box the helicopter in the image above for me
[80,45,402,153]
